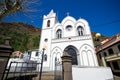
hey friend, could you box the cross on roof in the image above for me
[66,12,70,16]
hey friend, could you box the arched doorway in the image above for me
[64,45,78,65]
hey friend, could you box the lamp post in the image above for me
[95,33,107,67]
[39,48,45,80]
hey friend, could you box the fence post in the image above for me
[61,50,72,80]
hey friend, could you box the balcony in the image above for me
[105,53,120,61]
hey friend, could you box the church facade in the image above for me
[39,10,98,71]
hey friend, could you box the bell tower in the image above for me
[39,10,58,70]
[42,10,58,29]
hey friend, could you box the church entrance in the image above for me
[64,45,78,65]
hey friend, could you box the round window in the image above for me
[66,25,72,31]
[44,38,48,42]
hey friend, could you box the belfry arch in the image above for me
[64,45,78,65]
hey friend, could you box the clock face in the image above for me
[66,25,72,31]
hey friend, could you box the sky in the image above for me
[2,0,120,36]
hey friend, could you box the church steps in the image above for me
[33,71,62,80]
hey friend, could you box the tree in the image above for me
[0,0,41,21]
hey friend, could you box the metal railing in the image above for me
[3,61,41,80]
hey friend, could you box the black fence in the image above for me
[3,61,41,80]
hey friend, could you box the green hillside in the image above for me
[0,22,41,52]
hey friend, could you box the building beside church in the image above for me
[96,33,120,76]
[39,10,98,71]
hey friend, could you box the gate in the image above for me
[54,57,62,80]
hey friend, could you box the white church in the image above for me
[39,10,98,70]
[39,10,114,80]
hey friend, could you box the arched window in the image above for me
[103,52,107,57]
[108,48,114,55]
[56,29,62,39]
[47,20,50,27]
[118,44,120,51]
[77,26,84,36]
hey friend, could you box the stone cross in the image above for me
[66,12,70,16]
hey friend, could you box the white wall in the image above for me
[72,67,114,80]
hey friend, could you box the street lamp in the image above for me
[95,33,107,67]
[39,48,45,80]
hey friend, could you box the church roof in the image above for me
[77,18,89,26]
[61,16,76,25]
[44,9,57,19]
